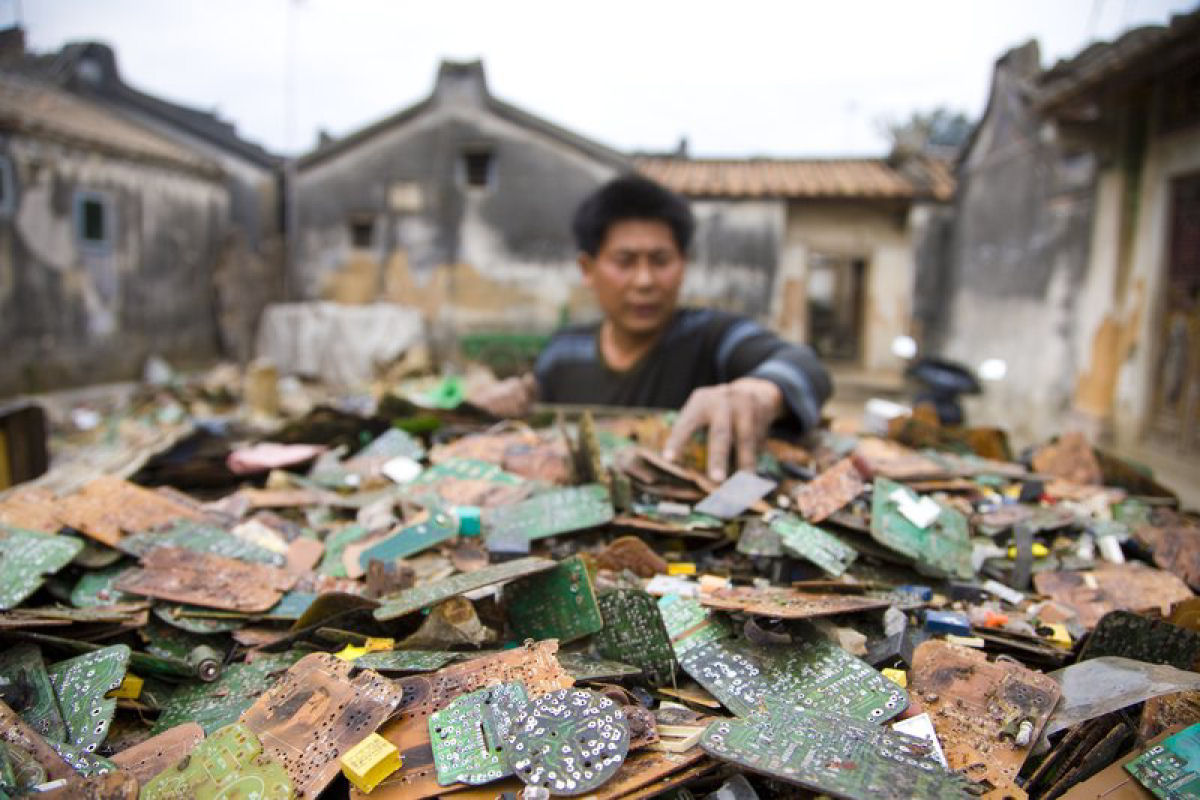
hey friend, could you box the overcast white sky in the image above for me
[13,0,1198,158]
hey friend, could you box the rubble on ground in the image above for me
[0,364,1198,799]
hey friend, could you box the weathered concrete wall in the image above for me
[684,199,783,317]
[937,44,1098,445]
[774,199,916,373]
[293,101,619,332]
[0,133,227,395]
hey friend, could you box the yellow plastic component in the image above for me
[667,562,696,576]
[335,644,369,662]
[341,732,402,793]
[881,668,907,688]
[1007,543,1049,559]
[106,674,144,700]
[1041,622,1072,647]
[364,637,394,653]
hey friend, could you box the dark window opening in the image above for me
[74,191,112,249]
[463,150,493,188]
[0,156,11,216]
[807,253,866,362]
[349,217,374,248]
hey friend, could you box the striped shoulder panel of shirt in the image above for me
[534,330,599,378]
[713,317,771,382]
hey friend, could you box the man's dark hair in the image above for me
[572,175,695,256]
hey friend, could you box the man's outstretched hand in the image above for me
[469,373,538,419]
[662,377,784,482]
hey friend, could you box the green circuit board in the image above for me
[658,594,734,655]
[505,555,604,644]
[0,526,84,610]
[0,644,66,742]
[503,688,630,796]
[48,741,117,776]
[151,651,305,735]
[556,652,642,682]
[870,478,974,579]
[358,509,458,567]
[430,682,529,786]
[374,556,556,621]
[353,650,459,673]
[700,700,972,800]
[351,427,426,462]
[594,589,676,686]
[141,722,293,800]
[484,484,614,545]
[676,622,907,722]
[1125,722,1200,799]
[119,520,285,566]
[46,645,130,754]
[317,524,372,577]
[69,562,138,608]
[770,513,858,577]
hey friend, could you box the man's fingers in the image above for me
[705,392,734,482]
[663,394,706,462]
[733,392,758,473]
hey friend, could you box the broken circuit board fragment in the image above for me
[911,639,1061,792]
[374,556,555,621]
[484,484,614,547]
[1078,610,1200,670]
[358,508,458,567]
[769,513,858,576]
[53,475,201,547]
[46,645,130,754]
[0,526,83,609]
[505,555,604,643]
[118,519,285,566]
[504,687,630,796]
[594,589,676,686]
[700,700,972,800]
[870,477,974,579]
[152,651,305,735]
[699,585,888,620]
[791,457,865,523]
[115,546,296,613]
[1124,721,1200,798]
[430,681,528,785]
[694,471,776,519]
[0,644,66,742]
[110,723,204,786]
[239,652,405,799]
[658,594,734,655]
[140,722,292,800]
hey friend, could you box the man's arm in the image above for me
[664,319,832,481]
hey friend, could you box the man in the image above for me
[472,175,832,482]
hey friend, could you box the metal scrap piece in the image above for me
[792,457,865,522]
[694,471,777,519]
[115,546,297,613]
[239,652,405,799]
[700,584,889,620]
[911,640,1061,791]
[1043,657,1200,738]
[54,476,201,547]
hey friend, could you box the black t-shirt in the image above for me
[534,308,832,431]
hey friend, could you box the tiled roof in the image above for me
[635,156,954,201]
[0,72,219,175]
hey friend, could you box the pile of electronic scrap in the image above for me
[1,379,1199,800]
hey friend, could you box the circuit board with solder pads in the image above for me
[594,589,676,686]
[770,513,858,576]
[0,526,83,609]
[0,644,66,742]
[870,478,973,579]
[676,621,907,722]
[484,484,614,545]
[505,555,604,644]
[430,682,528,785]
[140,722,293,799]
[700,700,972,800]
[47,645,131,754]
[374,556,556,621]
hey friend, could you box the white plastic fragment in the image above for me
[891,713,948,767]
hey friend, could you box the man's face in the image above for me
[580,219,686,339]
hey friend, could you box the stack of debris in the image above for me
[0,368,1198,799]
